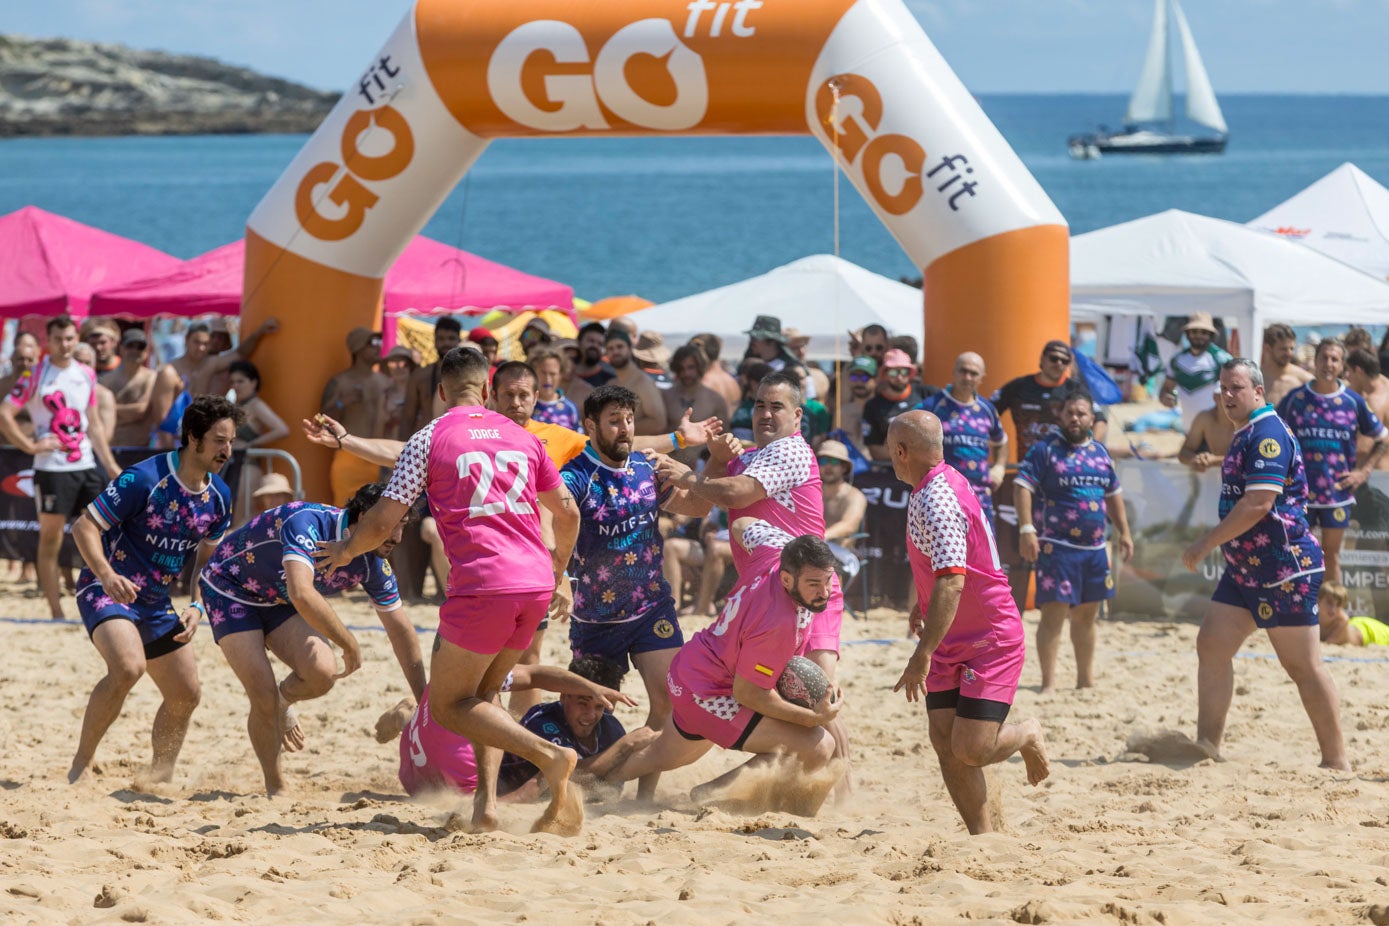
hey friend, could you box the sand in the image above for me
[2,579,1388,926]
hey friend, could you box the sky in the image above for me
[9,0,1389,95]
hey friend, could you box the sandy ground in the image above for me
[2,575,1388,926]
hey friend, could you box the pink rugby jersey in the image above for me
[726,435,824,575]
[907,461,1024,664]
[670,521,814,719]
[384,406,560,598]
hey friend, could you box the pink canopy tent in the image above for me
[0,206,181,318]
[90,236,574,322]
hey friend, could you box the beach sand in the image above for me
[2,578,1387,926]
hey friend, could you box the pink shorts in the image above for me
[438,590,551,655]
[802,576,845,656]
[926,635,1025,705]
[666,664,762,751]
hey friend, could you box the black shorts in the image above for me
[34,468,106,519]
[925,688,1012,723]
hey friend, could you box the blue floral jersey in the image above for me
[533,394,581,432]
[917,388,1006,519]
[1275,382,1386,509]
[561,447,673,624]
[201,501,400,610]
[81,452,233,607]
[1219,405,1323,589]
[1015,434,1121,550]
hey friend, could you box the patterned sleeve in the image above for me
[383,420,435,507]
[280,508,326,567]
[1275,389,1294,422]
[207,478,234,543]
[1356,393,1388,440]
[739,519,794,555]
[1014,440,1048,495]
[559,461,588,504]
[86,465,151,531]
[908,475,969,577]
[986,400,1007,445]
[741,437,814,499]
[1103,451,1123,496]
[362,555,403,612]
[1244,420,1292,494]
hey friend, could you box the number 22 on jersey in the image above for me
[456,450,535,518]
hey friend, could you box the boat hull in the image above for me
[1068,132,1227,158]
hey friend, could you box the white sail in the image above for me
[1125,0,1172,125]
[1172,0,1227,134]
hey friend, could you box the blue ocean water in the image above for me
[2,94,1387,303]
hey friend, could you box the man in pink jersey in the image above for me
[886,411,1049,835]
[652,372,851,767]
[605,518,843,814]
[315,348,585,836]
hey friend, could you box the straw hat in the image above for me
[252,472,294,499]
[818,440,853,464]
[1183,312,1218,334]
[632,331,672,367]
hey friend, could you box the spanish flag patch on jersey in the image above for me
[754,664,774,677]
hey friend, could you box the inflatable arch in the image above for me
[244,0,1068,500]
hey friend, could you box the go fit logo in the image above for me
[816,74,926,216]
[294,106,416,243]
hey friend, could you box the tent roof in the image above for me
[1071,210,1389,336]
[1248,163,1389,281]
[91,236,573,319]
[628,255,923,359]
[0,206,181,319]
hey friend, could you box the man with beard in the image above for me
[1261,324,1313,408]
[1015,393,1133,693]
[400,317,462,439]
[574,323,616,390]
[834,356,878,455]
[662,344,729,467]
[918,352,1008,525]
[68,395,240,784]
[80,318,122,376]
[606,328,667,434]
[1158,313,1231,434]
[887,410,1049,835]
[202,481,422,796]
[1275,339,1387,584]
[865,349,936,461]
[1181,358,1348,770]
[605,520,843,813]
[561,385,711,798]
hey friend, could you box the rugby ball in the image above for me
[776,656,829,708]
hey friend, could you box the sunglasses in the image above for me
[884,368,912,376]
[817,456,848,466]
[1043,353,1070,363]
[849,373,872,383]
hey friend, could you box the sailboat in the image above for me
[1068,0,1228,159]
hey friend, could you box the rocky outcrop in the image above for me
[0,35,338,136]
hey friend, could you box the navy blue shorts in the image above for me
[1307,506,1352,530]
[77,578,186,660]
[1035,544,1113,606]
[201,581,296,642]
[1212,570,1321,629]
[569,602,683,672]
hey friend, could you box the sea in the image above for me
[3,94,1388,305]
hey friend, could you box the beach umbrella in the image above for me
[579,295,654,321]
[0,206,180,318]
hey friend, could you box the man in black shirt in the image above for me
[574,322,617,388]
[865,349,938,460]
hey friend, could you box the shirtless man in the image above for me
[1345,349,1389,470]
[819,440,868,584]
[690,333,742,410]
[663,344,729,467]
[100,329,157,448]
[1178,390,1236,471]
[321,327,390,505]
[400,317,462,439]
[149,317,279,448]
[1261,324,1313,408]
[606,329,667,435]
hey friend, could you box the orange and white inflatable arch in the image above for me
[245,0,1068,500]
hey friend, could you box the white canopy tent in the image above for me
[1249,163,1389,281]
[629,254,924,361]
[1071,209,1389,361]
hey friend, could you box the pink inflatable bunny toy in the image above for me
[42,392,85,463]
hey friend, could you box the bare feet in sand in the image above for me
[374,698,415,744]
[1019,718,1050,786]
[531,747,582,836]
[279,697,305,753]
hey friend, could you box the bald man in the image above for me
[917,352,1008,525]
[887,410,1048,835]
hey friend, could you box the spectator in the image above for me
[529,345,582,431]
[1346,349,1389,470]
[832,356,878,455]
[785,327,830,401]
[401,317,462,439]
[865,348,937,460]
[0,315,121,619]
[728,359,773,443]
[661,515,708,615]
[632,332,674,389]
[1318,582,1389,646]
[228,361,290,450]
[743,315,813,399]
[785,364,831,445]
[605,328,667,434]
[1,331,40,391]
[1158,313,1231,433]
[691,508,733,618]
[574,322,616,388]
[72,343,117,441]
[1261,323,1313,407]
[148,317,279,449]
[251,472,296,513]
[889,334,920,366]
[100,329,157,448]
[1177,389,1236,471]
[379,345,417,440]
[1343,327,1374,354]
[320,327,389,506]
[689,332,741,409]
[818,440,868,584]
[855,324,890,365]
[468,326,500,367]
[520,317,552,357]
[79,318,121,375]
[662,343,729,465]
[918,351,1008,523]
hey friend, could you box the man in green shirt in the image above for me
[1159,312,1231,434]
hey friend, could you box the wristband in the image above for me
[1018,524,1037,535]
[188,600,205,615]
[671,430,686,450]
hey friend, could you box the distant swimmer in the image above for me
[68,396,238,785]
[1318,583,1389,647]
[887,410,1049,836]
[202,482,422,796]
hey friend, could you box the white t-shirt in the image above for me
[9,357,97,472]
